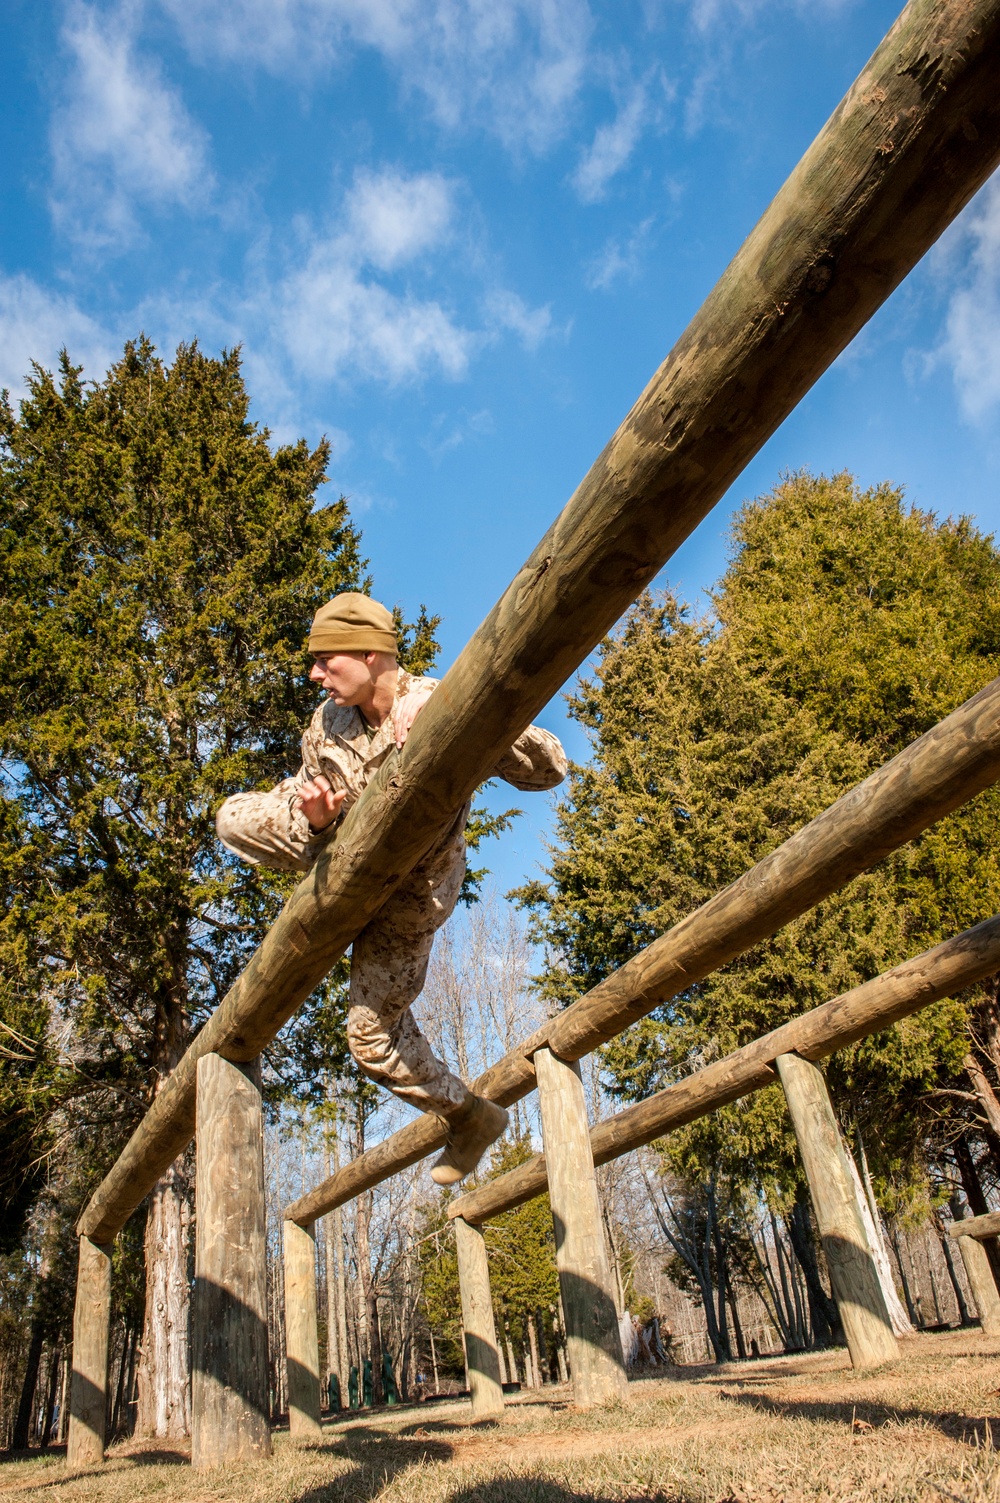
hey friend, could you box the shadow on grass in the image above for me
[296,1469,674,1503]
[293,1425,680,1503]
[718,1387,1000,1448]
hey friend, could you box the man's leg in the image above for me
[347,812,507,1181]
[346,815,469,1115]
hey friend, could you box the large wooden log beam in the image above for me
[776,1052,897,1368]
[66,1237,111,1466]
[289,681,1000,1227]
[284,1219,323,1441]
[454,1217,505,1419]
[80,0,1000,1245]
[954,1235,1000,1334]
[535,1049,627,1406]
[190,1055,270,1470]
[448,913,1000,1225]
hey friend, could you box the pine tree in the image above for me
[521,472,1000,1211]
[0,338,366,1435]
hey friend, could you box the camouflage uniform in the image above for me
[217,669,566,1116]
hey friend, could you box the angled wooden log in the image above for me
[448,914,1000,1225]
[80,0,1000,1246]
[290,695,1000,1229]
[66,1237,111,1466]
[534,1048,627,1406]
[284,1219,323,1440]
[775,1053,898,1368]
[191,1055,270,1470]
[454,1216,505,1419]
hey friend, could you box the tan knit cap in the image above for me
[308,593,398,655]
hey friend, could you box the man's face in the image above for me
[310,650,374,704]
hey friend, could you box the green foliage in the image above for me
[482,1137,560,1345]
[521,472,1000,1203]
[0,337,366,1219]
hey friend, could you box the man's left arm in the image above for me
[393,676,567,790]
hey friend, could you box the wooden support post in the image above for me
[454,1216,504,1419]
[775,1052,897,1368]
[955,1235,1000,1336]
[284,1218,323,1439]
[191,1054,271,1470]
[534,1047,626,1407]
[66,1236,111,1465]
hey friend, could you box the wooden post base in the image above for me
[191,1054,271,1469]
[534,1047,627,1407]
[454,1216,504,1419]
[285,1218,323,1439]
[956,1234,1000,1336]
[776,1052,897,1368]
[66,1236,112,1465]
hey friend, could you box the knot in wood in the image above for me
[803,258,835,295]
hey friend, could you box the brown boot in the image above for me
[431,1095,508,1186]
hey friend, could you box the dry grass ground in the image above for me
[3,1330,1000,1502]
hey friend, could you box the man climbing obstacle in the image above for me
[216,592,567,1184]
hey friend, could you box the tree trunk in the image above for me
[366,1279,384,1406]
[136,1001,192,1440]
[39,1345,60,1447]
[527,1315,541,1388]
[135,1153,192,1437]
[12,1319,45,1449]
[786,1188,841,1348]
[952,1138,1000,1285]
[965,1050,1000,1137]
[936,1210,972,1326]
[842,1136,910,1336]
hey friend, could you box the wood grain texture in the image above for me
[535,1049,626,1407]
[776,1053,897,1368]
[191,1055,271,1470]
[454,1216,505,1419]
[80,0,1000,1244]
[66,1237,111,1465]
[450,914,1000,1225]
[284,1219,323,1440]
[956,1235,1000,1335]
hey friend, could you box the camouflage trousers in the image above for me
[217,795,471,1118]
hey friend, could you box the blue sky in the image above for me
[3,0,1000,896]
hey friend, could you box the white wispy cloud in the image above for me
[345,169,455,271]
[0,272,116,401]
[276,167,474,384]
[585,218,655,291]
[51,1,213,249]
[483,289,554,351]
[938,174,1000,422]
[157,0,592,153]
[572,86,647,202]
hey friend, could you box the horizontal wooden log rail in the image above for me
[446,913,1000,1225]
[948,1210,1000,1240]
[81,0,1000,1244]
[287,679,1000,1224]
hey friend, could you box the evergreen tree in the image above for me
[521,472,1000,1214]
[0,337,366,1435]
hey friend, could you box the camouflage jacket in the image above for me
[256,669,567,870]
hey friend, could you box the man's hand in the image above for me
[393,688,434,749]
[295,775,347,832]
